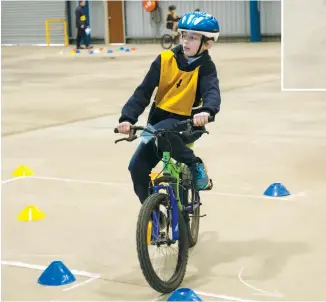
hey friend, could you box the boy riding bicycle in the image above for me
[166,5,180,37]
[116,11,221,204]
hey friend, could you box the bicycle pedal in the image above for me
[189,214,207,218]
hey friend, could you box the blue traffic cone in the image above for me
[76,49,81,54]
[89,50,94,55]
[107,49,113,53]
[119,46,124,51]
[125,48,130,52]
[264,182,290,197]
[38,261,76,286]
[168,288,202,301]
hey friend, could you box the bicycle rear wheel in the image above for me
[136,193,189,293]
[161,34,173,49]
[181,165,200,248]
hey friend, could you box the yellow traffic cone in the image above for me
[12,165,35,177]
[17,206,46,221]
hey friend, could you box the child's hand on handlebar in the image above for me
[118,121,132,134]
[193,112,210,126]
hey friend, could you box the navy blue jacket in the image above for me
[119,45,221,126]
[75,6,89,29]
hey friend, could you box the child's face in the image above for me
[181,32,212,57]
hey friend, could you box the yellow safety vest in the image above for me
[155,50,200,116]
[166,12,177,23]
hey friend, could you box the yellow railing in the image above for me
[45,19,69,46]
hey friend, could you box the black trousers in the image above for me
[76,28,88,47]
[128,118,202,203]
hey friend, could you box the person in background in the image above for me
[166,5,180,35]
[75,1,93,49]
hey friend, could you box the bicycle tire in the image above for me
[161,34,173,49]
[136,193,189,293]
[181,165,200,248]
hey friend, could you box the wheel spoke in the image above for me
[136,193,189,293]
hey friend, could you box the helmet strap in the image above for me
[195,36,205,57]
[187,35,205,58]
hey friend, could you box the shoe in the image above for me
[191,162,209,190]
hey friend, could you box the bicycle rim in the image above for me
[161,34,173,49]
[136,193,189,293]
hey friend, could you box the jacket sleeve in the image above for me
[119,55,161,124]
[75,8,82,28]
[85,12,89,27]
[198,61,221,117]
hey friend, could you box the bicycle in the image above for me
[114,118,213,293]
[161,31,180,49]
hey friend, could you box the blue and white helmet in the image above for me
[178,11,220,41]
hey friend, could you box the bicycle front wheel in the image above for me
[136,193,189,293]
[161,34,173,49]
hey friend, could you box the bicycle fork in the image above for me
[152,184,180,241]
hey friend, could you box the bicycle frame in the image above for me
[151,150,184,241]
[113,116,214,243]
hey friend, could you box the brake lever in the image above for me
[192,130,209,135]
[114,127,138,144]
[115,138,128,144]
[182,123,193,136]
[114,135,138,144]
[179,123,209,136]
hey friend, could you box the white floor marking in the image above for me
[1,260,100,279]
[195,290,256,302]
[63,277,99,291]
[9,175,128,186]
[286,191,306,200]
[238,267,284,298]
[205,191,291,201]
[1,175,305,201]
[1,176,25,184]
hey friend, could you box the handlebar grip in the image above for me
[114,128,119,134]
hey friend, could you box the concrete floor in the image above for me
[2,42,326,301]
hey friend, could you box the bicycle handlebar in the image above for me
[113,116,214,144]
[114,125,147,134]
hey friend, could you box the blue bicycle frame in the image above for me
[149,151,184,241]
